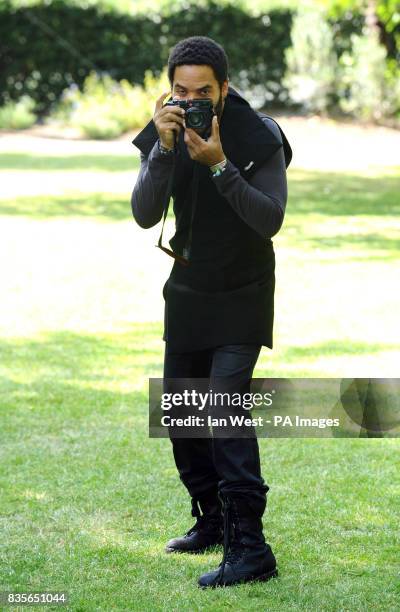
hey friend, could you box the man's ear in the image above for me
[222,80,229,99]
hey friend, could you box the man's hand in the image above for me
[184,115,226,167]
[153,91,185,150]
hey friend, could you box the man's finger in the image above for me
[155,91,170,112]
[211,115,219,138]
[184,129,190,143]
[184,130,198,154]
[186,128,202,143]
[184,131,194,155]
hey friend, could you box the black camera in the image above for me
[164,98,214,136]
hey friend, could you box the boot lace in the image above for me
[185,516,207,536]
[216,496,246,585]
[224,544,243,565]
[185,497,220,537]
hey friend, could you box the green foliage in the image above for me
[55,68,170,138]
[0,95,37,129]
[0,0,293,115]
[1,0,399,122]
[338,28,400,121]
[323,0,400,61]
[283,5,338,113]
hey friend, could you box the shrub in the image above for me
[56,67,170,139]
[0,95,37,129]
[338,28,400,121]
[283,4,339,114]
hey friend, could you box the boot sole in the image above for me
[254,568,279,583]
[165,543,223,555]
[198,567,278,588]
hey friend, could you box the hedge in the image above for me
[0,0,382,117]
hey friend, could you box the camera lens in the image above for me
[187,109,205,128]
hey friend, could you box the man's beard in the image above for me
[214,89,224,121]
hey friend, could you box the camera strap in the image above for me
[182,164,199,260]
[156,154,199,267]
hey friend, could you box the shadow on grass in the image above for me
[1,169,399,225]
[281,340,398,360]
[1,325,398,400]
[0,323,164,434]
[0,153,140,172]
[289,169,400,217]
[0,324,164,387]
[297,233,400,257]
[0,193,137,221]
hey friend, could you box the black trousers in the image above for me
[163,343,269,501]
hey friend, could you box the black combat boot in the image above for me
[165,487,223,554]
[198,491,278,587]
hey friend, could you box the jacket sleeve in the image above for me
[211,117,288,238]
[130,139,175,229]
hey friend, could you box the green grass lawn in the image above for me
[0,150,399,611]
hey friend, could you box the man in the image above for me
[131,36,292,588]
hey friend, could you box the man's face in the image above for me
[171,64,229,123]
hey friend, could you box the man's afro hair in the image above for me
[167,36,229,88]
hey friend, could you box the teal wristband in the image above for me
[210,158,227,177]
[212,167,226,177]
